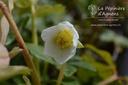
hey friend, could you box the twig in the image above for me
[0,1,41,85]
[97,73,118,85]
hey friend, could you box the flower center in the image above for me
[56,29,73,49]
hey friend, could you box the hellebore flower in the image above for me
[41,21,81,64]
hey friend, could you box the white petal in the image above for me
[54,47,76,64]
[73,33,79,47]
[44,40,56,57]
[43,39,76,64]
[41,23,71,42]
[59,21,79,47]
[60,21,79,39]
[41,26,60,42]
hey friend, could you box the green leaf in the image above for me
[64,65,77,77]
[26,43,55,64]
[114,35,128,47]
[18,14,30,30]
[62,77,80,85]
[85,44,115,68]
[9,47,23,58]
[63,81,80,85]
[5,30,15,45]
[23,75,31,85]
[0,66,31,81]
[36,4,65,17]
[69,61,96,71]
[99,30,116,42]
[55,63,77,77]
[100,29,128,47]
[14,0,31,8]
[83,44,116,79]
[77,40,84,48]
[77,68,96,82]
[94,62,114,79]
[83,53,114,79]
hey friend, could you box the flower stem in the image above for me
[43,62,48,81]
[30,4,40,75]
[56,63,66,85]
[0,1,41,85]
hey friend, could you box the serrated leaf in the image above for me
[36,4,65,17]
[69,61,96,71]
[26,43,55,64]
[14,0,31,8]
[0,66,31,81]
[64,65,77,77]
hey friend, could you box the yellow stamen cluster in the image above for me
[56,29,73,49]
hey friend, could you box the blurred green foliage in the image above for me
[0,0,128,85]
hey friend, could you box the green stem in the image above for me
[31,5,38,45]
[43,62,48,82]
[56,63,66,85]
[0,1,41,85]
[30,4,40,75]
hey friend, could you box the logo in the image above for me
[88,4,98,17]
[88,4,125,18]
[88,4,126,27]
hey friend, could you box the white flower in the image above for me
[41,21,79,64]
